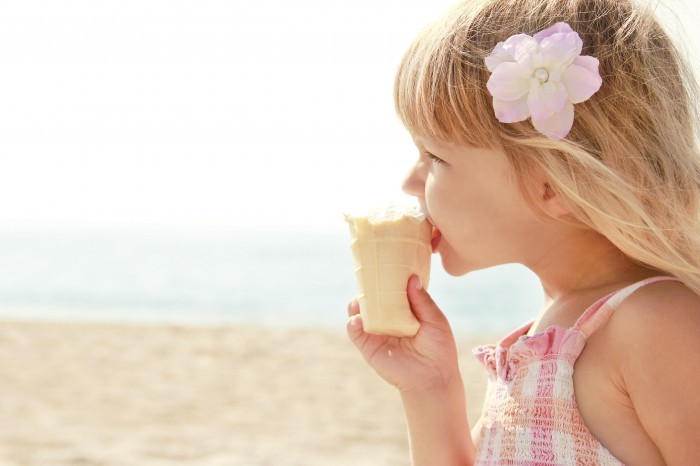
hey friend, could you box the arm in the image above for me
[347,275,475,465]
[614,283,700,464]
[401,371,475,465]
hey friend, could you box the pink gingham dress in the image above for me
[472,276,679,465]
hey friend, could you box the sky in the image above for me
[0,0,698,234]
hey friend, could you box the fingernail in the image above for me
[350,315,362,328]
[415,276,423,290]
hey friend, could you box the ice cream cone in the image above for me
[344,203,432,337]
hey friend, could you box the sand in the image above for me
[0,320,493,466]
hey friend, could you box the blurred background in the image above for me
[0,0,698,331]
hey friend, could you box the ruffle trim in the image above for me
[473,324,586,382]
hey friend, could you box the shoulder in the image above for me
[603,279,700,462]
[607,279,700,348]
[604,279,700,367]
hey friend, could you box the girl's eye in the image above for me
[426,152,445,164]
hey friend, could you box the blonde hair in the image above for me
[395,0,700,294]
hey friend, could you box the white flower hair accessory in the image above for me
[485,22,603,140]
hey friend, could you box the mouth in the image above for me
[430,226,442,253]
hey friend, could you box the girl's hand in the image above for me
[346,275,461,394]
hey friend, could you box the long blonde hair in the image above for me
[395,0,700,294]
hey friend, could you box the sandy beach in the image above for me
[0,320,493,466]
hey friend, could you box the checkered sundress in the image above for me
[472,276,679,465]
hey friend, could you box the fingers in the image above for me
[346,319,367,352]
[346,301,389,365]
[346,298,363,338]
[347,298,360,317]
[406,274,447,326]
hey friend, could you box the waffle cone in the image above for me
[345,206,432,337]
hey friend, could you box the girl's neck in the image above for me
[522,227,662,334]
[529,227,661,305]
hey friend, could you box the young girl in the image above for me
[346,0,700,464]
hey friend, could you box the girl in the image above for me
[346,0,700,464]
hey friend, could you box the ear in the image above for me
[541,181,571,218]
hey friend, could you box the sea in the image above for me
[0,230,543,335]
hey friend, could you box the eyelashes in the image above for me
[425,152,445,164]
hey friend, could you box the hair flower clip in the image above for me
[485,22,602,140]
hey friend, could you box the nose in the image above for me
[401,159,425,197]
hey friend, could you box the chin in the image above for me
[438,254,472,277]
[438,250,493,276]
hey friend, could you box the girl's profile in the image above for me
[347,0,700,464]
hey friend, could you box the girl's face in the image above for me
[402,135,547,276]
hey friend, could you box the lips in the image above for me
[430,226,442,252]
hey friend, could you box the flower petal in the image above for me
[541,81,569,113]
[540,32,582,68]
[533,22,574,42]
[485,41,513,71]
[562,63,602,103]
[508,35,540,69]
[532,101,575,139]
[502,34,537,57]
[486,62,531,101]
[527,81,554,120]
[573,55,600,75]
[493,95,530,123]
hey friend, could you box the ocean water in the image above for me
[0,230,543,335]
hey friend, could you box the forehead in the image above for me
[413,134,484,153]
[413,134,454,150]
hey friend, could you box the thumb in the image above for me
[406,274,447,326]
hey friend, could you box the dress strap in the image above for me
[573,276,682,338]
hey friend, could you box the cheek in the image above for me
[425,179,462,231]
[424,178,445,218]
